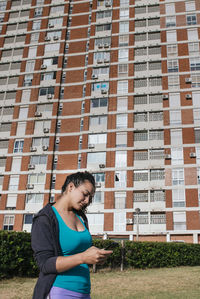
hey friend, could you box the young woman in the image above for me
[31,171,112,299]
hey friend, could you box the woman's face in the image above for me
[69,180,95,210]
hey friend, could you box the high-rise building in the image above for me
[0,0,200,243]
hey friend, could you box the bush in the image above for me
[0,231,38,279]
[1,231,200,279]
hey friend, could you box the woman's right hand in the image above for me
[81,246,113,265]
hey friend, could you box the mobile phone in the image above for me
[104,242,119,250]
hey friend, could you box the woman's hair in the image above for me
[61,171,95,194]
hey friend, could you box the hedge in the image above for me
[1,231,200,279]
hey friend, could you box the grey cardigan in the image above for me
[31,203,89,299]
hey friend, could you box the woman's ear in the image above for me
[68,182,75,192]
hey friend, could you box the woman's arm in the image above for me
[56,246,112,273]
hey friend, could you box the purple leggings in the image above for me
[49,286,91,299]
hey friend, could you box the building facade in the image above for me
[0,0,200,243]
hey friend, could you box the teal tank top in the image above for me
[52,206,92,294]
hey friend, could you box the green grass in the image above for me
[0,267,200,298]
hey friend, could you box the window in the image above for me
[134,170,148,181]
[188,28,198,41]
[135,6,146,15]
[120,7,129,19]
[30,155,47,165]
[117,80,128,94]
[87,152,106,164]
[119,21,129,33]
[191,73,200,87]
[172,168,184,185]
[50,5,64,14]
[32,137,49,147]
[198,168,200,184]
[173,212,186,230]
[169,93,180,107]
[170,110,181,125]
[92,173,105,183]
[87,213,104,233]
[120,0,129,7]
[118,64,128,77]
[116,132,127,147]
[168,59,178,72]
[149,46,161,55]
[134,112,147,123]
[92,81,109,92]
[172,189,185,207]
[96,24,111,32]
[193,92,200,107]
[45,43,60,54]
[149,149,164,160]
[149,61,161,71]
[150,169,165,180]
[114,212,126,232]
[43,57,58,66]
[26,193,44,204]
[96,10,112,19]
[150,213,166,224]
[134,150,148,161]
[32,20,41,30]
[166,16,176,27]
[93,67,109,76]
[165,3,175,14]
[117,97,128,111]
[28,46,37,58]
[149,77,162,87]
[88,133,107,145]
[171,148,183,165]
[119,35,129,46]
[11,157,22,172]
[167,44,178,57]
[190,57,200,71]
[6,195,17,210]
[171,129,182,145]
[149,130,164,140]
[34,120,51,133]
[0,123,12,133]
[167,31,176,42]
[134,95,147,105]
[185,1,195,12]
[9,175,19,191]
[148,32,160,41]
[135,33,146,42]
[48,17,63,27]
[168,75,179,89]
[39,87,54,96]
[150,190,165,202]
[93,191,104,204]
[28,173,45,184]
[133,212,148,224]
[37,103,53,114]
[90,115,107,127]
[187,14,197,25]
[115,192,126,209]
[19,106,28,119]
[119,49,128,61]
[134,131,148,142]
[41,72,56,81]
[95,37,111,46]
[134,78,147,88]
[115,151,127,167]
[0,157,6,168]
[188,43,199,56]
[193,109,200,125]
[47,30,62,39]
[134,191,148,202]
[91,98,107,109]
[24,214,34,225]
[3,215,15,231]
[134,63,147,72]
[116,114,127,128]
[135,20,146,28]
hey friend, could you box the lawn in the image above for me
[0,266,200,299]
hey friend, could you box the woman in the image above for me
[31,171,112,299]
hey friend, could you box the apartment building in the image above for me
[0,0,200,243]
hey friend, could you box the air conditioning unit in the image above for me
[30,146,37,152]
[126,218,133,224]
[56,137,60,144]
[165,154,171,159]
[27,184,34,189]
[28,164,35,170]
[42,145,48,151]
[52,175,56,183]
[59,103,63,111]
[45,36,51,41]
[43,128,49,133]
[47,94,53,99]
[65,44,69,49]
[62,73,66,79]
[41,64,47,69]
[50,194,55,203]
[53,36,59,40]
[54,155,58,163]
[57,120,61,128]
[92,74,98,79]
[101,89,107,94]
[88,143,95,149]
[95,182,101,188]
[163,94,168,100]
[105,1,111,7]
[104,58,109,63]
[48,23,54,28]
[190,152,196,158]
[186,94,192,99]
[185,78,192,83]
[104,43,110,48]
[99,163,105,168]
[98,44,103,49]
[35,112,42,117]
[97,59,103,64]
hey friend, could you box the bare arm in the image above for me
[56,246,112,273]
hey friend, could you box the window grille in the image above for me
[150,213,166,224]
[148,18,160,26]
[149,111,163,121]
[149,149,164,160]
[149,94,162,104]
[134,170,148,181]
[150,190,165,202]
[148,5,159,13]
[148,32,160,41]
[150,169,165,180]
[135,20,146,27]
[134,191,148,202]
[134,113,147,122]
[134,131,148,141]
[135,33,146,42]
[149,61,161,70]
[149,77,162,86]
[135,6,146,14]
[133,213,148,224]
[134,63,147,72]
[134,78,147,88]
[149,130,163,140]
[134,151,148,160]
[134,95,147,105]
[149,46,161,55]
[135,47,147,56]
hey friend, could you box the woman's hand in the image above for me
[81,246,113,265]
